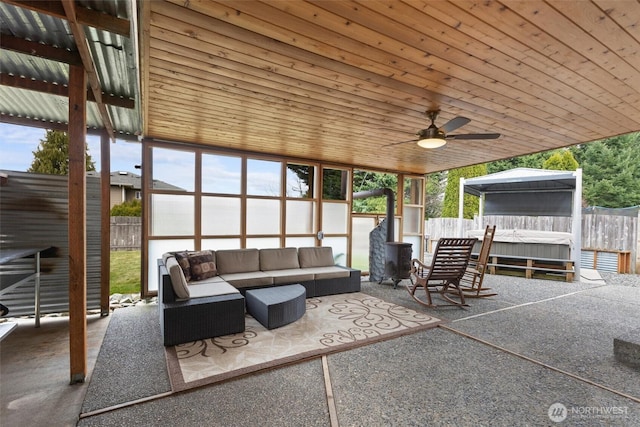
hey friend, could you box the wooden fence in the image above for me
[425,211,639,274]
[112,211,639,273]
[110,216,141,250]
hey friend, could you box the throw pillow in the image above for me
[174,251,192,282]
[188,250,217,281]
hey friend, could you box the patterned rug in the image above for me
[166,292,442,392]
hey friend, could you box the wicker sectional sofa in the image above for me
[158,247,361,345]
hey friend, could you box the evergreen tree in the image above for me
[441,164,486,218]
[28,130,96,175]
[352,170,397,213]
[543,149,578,171]
[487,151,547,174]
[572,133,640,207]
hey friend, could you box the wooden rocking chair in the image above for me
[406,238,477,308]
[460,225,497,298]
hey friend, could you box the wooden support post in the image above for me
[68,64,87,384]
[100,130,110,316]
[566,262,574,282]
[526,259,533,279]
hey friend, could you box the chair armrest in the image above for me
[411,258,431,278]
[411,258,430,269]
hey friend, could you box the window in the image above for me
[352,170,397,214]
[202,154,241,194]
[152,147,194,192]
[322,168,348,200]
[286,163,314,198]
[247,159,282,196]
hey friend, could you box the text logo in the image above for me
[549,403,568,423]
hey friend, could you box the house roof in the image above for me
[87,170,184,191]
[1,1,639,175]
[107,171,140,189]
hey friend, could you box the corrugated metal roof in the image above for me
[463,168,578,196]
[0,1,140,139]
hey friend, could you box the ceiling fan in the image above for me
[386,110,501,149]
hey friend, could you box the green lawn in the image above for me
[110,250,141,294]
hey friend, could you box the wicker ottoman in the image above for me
[245,284,306,329]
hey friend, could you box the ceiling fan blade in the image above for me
[381,138,419,148]
[440,116,471,133]
[447,133,501,140]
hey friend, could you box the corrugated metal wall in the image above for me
[0,171,101,316]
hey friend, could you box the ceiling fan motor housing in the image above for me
[418,125,445,139]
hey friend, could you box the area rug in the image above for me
[166,292,442,392]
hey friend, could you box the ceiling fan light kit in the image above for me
[417,137,447,148]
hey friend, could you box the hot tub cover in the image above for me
[467,229,573,245]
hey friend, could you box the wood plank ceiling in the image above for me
[140,0,640,175]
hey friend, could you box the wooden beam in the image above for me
[100,130,111,316]
[0,73,135,109]
[4,0,130,37]
[0,114,140,141]
[68,64,87,384]
[140,141,151,297]
[0,34,83,66]
[61,0,115,141]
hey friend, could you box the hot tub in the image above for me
[467,229,573,259]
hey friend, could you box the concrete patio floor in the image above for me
[1,271,639,426]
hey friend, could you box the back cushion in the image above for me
[165,256,190,299]
[298,247,335,268]
[216,248,260,274]
[260,248,300,271]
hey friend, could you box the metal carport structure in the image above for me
[459,167,583,279]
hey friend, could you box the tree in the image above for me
[571,133,640,207]
[543,149,578,171]
[425,171,446,218]
[484,133,639,208]
[486,151,547,174]
[352,170,397,213]
[441,164,487,218]
[28,130,96,175]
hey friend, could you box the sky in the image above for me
[0,122,295,193]
[0,122,141,174]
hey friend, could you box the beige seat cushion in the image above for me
[266,269,315,284]
[188,280,239,299]
[219,271,273,288]
[298,247,335,268]
[259,247,300,271]
[302,266,351,280]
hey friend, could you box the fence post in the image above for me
[636,209,640,273]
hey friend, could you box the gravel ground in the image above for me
[601,272,640,287]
